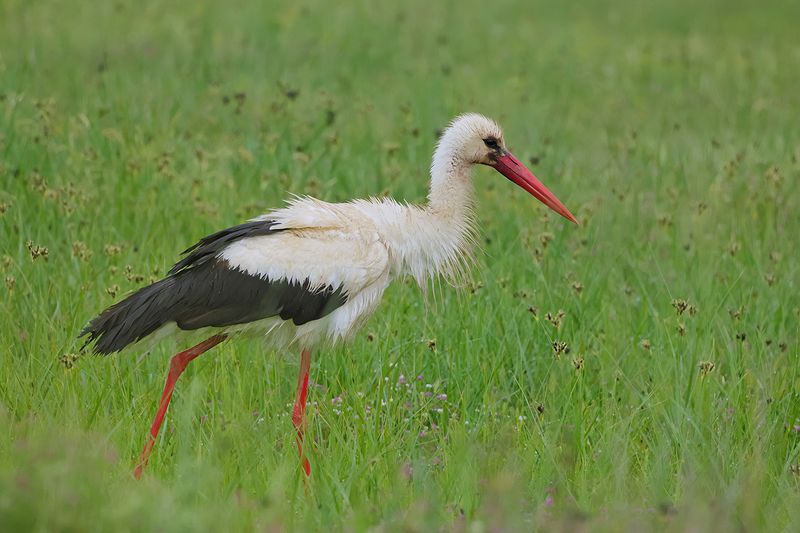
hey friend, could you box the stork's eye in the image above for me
[483,138,499,149]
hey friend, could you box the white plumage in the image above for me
[215,114,508,350]
[82,113,576,478]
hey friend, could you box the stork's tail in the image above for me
[79,277,179,355]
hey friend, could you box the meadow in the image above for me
[1,0,799,530]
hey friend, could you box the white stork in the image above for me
[80,113,577,478]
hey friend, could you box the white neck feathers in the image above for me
[360,130,480,288]
[356,114,507,287]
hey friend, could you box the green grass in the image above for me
[1,0,799,530]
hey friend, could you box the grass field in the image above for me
[1,0,799,530]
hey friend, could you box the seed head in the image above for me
[104,244,122,257]
[26,241,49,261]
[71,241,92,262]
[545,310,566,329]
[671,299,696,316]
[59,353,79,370]
[699,361,715,376]
[123,265,145,283]
[552,341,569,358]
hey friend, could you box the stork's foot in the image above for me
[292,348,312,476]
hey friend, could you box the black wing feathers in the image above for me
[80,219,348,354]
[169,220,280,274]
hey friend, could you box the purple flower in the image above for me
[544,494,554,507]
[436,393,447,401]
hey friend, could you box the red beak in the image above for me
[492,151,578,224]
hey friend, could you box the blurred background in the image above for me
[1,0,798,531]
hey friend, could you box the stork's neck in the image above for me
[360,146,476,287]
[426,143,475,221]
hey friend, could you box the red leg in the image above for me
[292,348,312,476]
[133,334,227,479]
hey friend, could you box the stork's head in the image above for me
[434,113,577,224]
